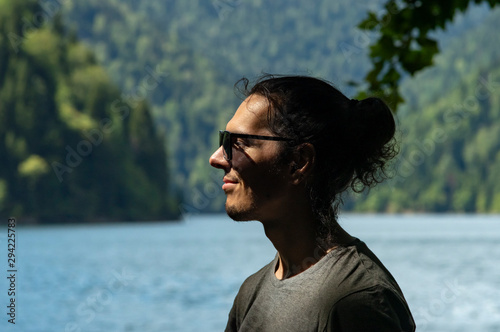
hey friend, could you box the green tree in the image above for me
[0,0,178,222]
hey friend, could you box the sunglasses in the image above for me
[219,130,292,161]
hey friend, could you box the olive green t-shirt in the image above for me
[225,239,415,332]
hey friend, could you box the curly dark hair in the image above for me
[236,75,398,242]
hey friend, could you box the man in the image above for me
[209,75,415,331]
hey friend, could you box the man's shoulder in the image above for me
[327,284,416,332]
[324,239,403,300]
[320,240,415,331]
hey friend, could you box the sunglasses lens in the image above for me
[219,131,224,148]
[219,131,231,160]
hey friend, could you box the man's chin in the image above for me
[225,204,254,222]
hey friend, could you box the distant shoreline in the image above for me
[9,216,182,226]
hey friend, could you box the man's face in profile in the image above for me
[209,94,292,222]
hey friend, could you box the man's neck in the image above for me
[268,224,321,279]
[261,211,352,280]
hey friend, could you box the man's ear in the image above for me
[290,143,315,185]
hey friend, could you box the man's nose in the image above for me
[209,146,230,170]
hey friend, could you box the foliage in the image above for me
[357,0,500,110]
[0,0,178,222]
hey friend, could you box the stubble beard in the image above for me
[225,196,257,222]
[224,148,289,222]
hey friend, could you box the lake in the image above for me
[1,214,499,331]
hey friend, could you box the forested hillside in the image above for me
[60,1,499,213]
[2,0,499,220]
[0,0,179,222]
[59,1,378,207]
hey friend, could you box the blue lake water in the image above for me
[1,214,500,332]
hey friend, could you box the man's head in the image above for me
[209,94,310,222]
[210,75,398,239]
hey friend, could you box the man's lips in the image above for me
[222,177,238,190]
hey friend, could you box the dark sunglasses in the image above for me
[219,130,292,161]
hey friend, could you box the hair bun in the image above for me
[349,98,359,108]
[346,97,396,174]
[352,97,395,146]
